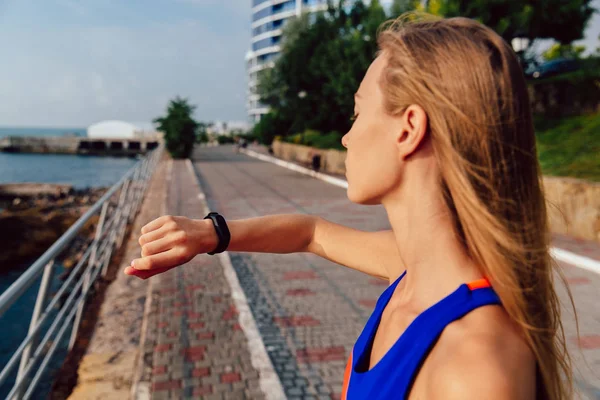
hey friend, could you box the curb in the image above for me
[130,159,172,400]
[240,148,600,275]
[186,159,286,400]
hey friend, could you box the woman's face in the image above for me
[341,55,406,205]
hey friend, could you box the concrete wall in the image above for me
[272,140,600,242]
[544,177,600,242]
[0,136,162,156]
[272,141,346,175]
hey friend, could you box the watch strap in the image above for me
[204,212,231,255]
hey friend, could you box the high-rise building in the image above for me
[246,0,328,123]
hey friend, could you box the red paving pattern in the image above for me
[141,147,600,399]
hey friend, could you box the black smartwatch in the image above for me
[204,212,231,255]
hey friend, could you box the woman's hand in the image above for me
[124,215,218,279]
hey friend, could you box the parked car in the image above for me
[525,58,580,80]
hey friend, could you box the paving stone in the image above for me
[141,147,600,399]
[144,159,265,400]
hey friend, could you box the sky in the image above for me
[0,0,598,128]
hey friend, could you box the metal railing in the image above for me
[0,145,163,399]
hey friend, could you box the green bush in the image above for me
[217,135,235,145]
[306,131,344,150]
[535,112,600,181]
[282,130,344,150]
[252,112,288,145]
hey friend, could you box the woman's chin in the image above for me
[347,185,383,206]
[347,187,370,205]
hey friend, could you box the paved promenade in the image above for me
[142,145,600,399]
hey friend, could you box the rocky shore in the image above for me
[0,183,106,269]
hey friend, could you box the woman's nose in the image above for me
[341,133,348,149]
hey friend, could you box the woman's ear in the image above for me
[396,104,428,159]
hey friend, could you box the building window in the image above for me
[272,0,296,13]
[253,35,282,51]
[258,53,279,64]
[252,7,271,22]
[252,18,288,37]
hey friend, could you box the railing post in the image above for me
[119,169,139,241]
[15,258,55,398]
[129,167,142,221]
[0,147,162,400]
[68,202,108,351]
[115,179,132,249]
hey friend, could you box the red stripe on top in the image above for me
[341,352,353,400]
[467,278,491,290]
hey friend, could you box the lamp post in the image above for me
[298,91,307,144]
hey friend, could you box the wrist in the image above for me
[203,212,231,255]
[200,218,219,254]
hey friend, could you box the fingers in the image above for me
[141,215,175,235]
[131,248,186,271]
[139,225,169,247]
[124,265,174,279]
[141,236,173,257]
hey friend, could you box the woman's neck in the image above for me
[382,178,483,307]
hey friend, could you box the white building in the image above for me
[246,0,328,123]
[87,120,141,139]
[208,121,251,136]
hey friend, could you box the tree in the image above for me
[390,0,420,17]
[438,0,595,49]
[251,111,287,145]
[543,43,586,61]
[257,0,388,138]
[196,122,210,144]
[153,97,198,159]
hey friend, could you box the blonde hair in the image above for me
[378,15,573,400]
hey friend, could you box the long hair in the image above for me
[377,15,573,400]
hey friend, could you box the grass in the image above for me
[535,112,600,182]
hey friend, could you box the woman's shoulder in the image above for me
[415,305,536,399]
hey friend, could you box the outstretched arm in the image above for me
[125,214,401,281]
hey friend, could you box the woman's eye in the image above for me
[350,113,358,122]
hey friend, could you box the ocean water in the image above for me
[0,126,138,188]
[0,127,140,397]
[0,126,87,137]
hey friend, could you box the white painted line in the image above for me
[241,148,600,275]
[186,159,286,400]
[242,148,348,189]
[550,247,600,275]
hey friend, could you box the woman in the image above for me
[125,16,572,400]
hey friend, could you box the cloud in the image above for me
[0,1,252,126]
[174,0,250,17]
[56,0,88,15]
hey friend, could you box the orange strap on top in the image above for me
[341,352,353,400]
[467,278,491,290]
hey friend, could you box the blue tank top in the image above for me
[341,272,501,400]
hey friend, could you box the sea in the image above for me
[0,126,140,398]
[0,127,139,188]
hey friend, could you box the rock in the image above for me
[65,351,137,400]
[0,183,72,199]
[0,187,107,270]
